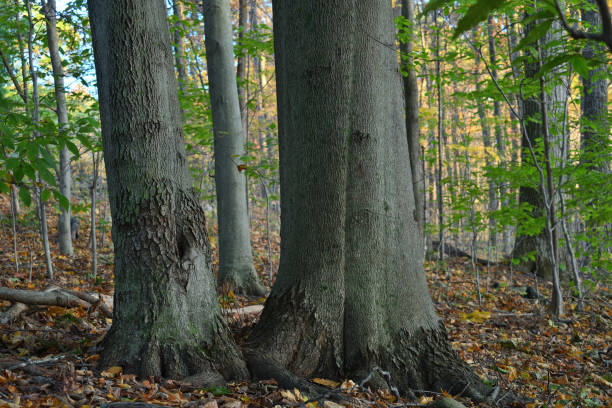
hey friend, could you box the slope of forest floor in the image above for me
[0,198,610,407]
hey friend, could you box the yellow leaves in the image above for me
[312,378,341,388]
[460,309,490,323]
[496,364,517,381]
[418,395,434,404]
[280,388,308,403]
[100,366,122,378]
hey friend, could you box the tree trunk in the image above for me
[87,0,248,380]
[42,0,73,257]
[248,1,494,402]
[172,0,188,92]
[513,19,569,281]
[472,37,498,253]
[26,0,53,280]
[487,17,510,255]
[400,0,425,238]
[202,0,264,296]
[236,0,248,139]
[581,0,609,173]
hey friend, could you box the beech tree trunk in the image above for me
[87,0,247,380]
[248,1,493,402]
[172,0,188,92]
[42,0,73,256]
[513,19,569,281]
[202,0,264,296]
[581,1,609,173]
[401,0,425,238]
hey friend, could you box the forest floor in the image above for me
[0,197,610,407]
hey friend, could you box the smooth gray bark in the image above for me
[514,19,569,283]
[581,0,610,173]
[42,0,73,256]
[172,0,188,92]
[248,0,493,401]
[400,0,425,238]
[472,43,498,253]
[202,0,264,296]
[26,0,53,279]
[236,0,248,138]
[87,0,247,380]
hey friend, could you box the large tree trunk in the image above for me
[513,19,569,281]
[87,0,247,381]
[42,0,73,257]
[202,0,264,296]
[248,0,494,402]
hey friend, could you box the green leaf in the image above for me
[570,54,589,79]
[514,19,553,52]
[66,140,80,157]
[53,190,70,211]
[38,166,57,187]
[40,188,51,203]
[19,186,31,207]
[422,0,453,15]
[454,0,507,38]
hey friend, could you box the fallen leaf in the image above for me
[312,378,341,388]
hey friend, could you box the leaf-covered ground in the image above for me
[0,198,610,407]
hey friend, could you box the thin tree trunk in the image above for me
[10,187,19,274]
[434,12,445,264]
[236,0,248,139]
[472,34,498,254]
[172,0,188,91]
[90,152,99,278]
[487,17,509,254]
[514,16,569,283]
[27,0,53,279]
[202,0,264,296]
[42,0,73,256]
[400,0,425,239]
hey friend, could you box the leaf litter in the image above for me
[0,197,610,407]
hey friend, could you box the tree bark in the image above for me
[202,0,264,296]
[236,0,248,139]
[513,18,569,282]
[42,0,73,257]
[581,0,609,173]
[26,0,53,280]
[472,35,498,253]
[87,0,248,380]
[172,0,188,92]
[247,0,495,402]
[400,0,425,239]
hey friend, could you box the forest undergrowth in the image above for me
[0,197,609,408]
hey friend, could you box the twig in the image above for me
[7,354,65,370]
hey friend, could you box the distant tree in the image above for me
[247,0,498,402]
[42,0,73,256]
[202,0,265,296]
[87,0,247,379]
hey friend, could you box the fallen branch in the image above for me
[7,354,65,371]
[0,287,92,313]
[0,286,57,324]
[431,241,496,266]
[48,285,112,318]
